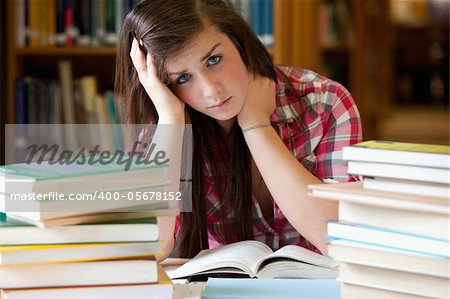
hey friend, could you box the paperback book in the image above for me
[0,213,159,245]
[170,240,338,279]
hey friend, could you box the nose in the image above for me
[200,73,222,100]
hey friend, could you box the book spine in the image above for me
[63,0,74,46]
[262,0,273,47]
[115,0,124,42]
[16,0,26,46]
[14,77,28,162]
[96,0,106,45]
[250,0,262,42]
[47,0,56,46]
[27,0,41,46]
[77,0,92,45]
[240,0,251,25]
[55,0,66,45]
[104,0,116,45]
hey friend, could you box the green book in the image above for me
[2,154,170,195]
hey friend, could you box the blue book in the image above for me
[202,278,340,299]
[328,221,450,258]
[262,0,273,47]
[250,0,263,40]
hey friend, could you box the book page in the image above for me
[257,245,338,272]
[256,260,338,279]
[170,240,273,278]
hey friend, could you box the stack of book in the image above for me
[309,140,450,299]
[0,158,177,298]
[0,213,173,298]
[1,155,177,226]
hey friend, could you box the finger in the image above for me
[130,38,147,73]
[145,52,157,78]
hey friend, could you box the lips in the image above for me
[209,97,231,109]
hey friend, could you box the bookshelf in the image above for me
[378,0,449,145]
[274,0,449,145]
[5,0,276,126]
[273,0,393,141]
[5,0,449,145]
[1,0,6,165]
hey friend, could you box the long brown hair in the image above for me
[115,0,276,257]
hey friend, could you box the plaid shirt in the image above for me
[176,66,362,253]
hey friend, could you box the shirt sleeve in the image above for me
[314,81,362,182]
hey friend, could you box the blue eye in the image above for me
[207,55,222,66]
[177,74,191,84]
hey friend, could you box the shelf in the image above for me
[15,47,118,56]
[15,46,273,58]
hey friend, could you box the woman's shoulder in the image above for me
[275,65,348,93]
[274,65,353,109]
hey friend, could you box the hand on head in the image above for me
[129,38,185,124]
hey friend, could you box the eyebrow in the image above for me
[168,43,221,76]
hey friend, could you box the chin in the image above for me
[214,115,238,129]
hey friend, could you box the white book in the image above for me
[339,200,449,240]
[342,140,450,169]
[0,260,158,289]
[6,208,177,228]
[328,239,450,278]
[347,161,450,184]
[0,265,172,299]
[0,283,172,299]
[338,262,450,299]
[0,216,158,245]
[363,177,450,199]
[308,182,449,215]
[328,221,450,257]
[1,187,172,225]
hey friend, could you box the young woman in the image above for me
[115,0,362,259]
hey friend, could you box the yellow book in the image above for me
[28,0,41,46]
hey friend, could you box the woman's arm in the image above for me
[156,216,176,261]
[238,76,361,254]
[243,126,335,254]
[129,39,185,260]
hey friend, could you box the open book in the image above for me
[170,240,338,279]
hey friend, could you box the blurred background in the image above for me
[1,0,449,165]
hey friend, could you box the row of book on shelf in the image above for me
[0,154,178,298]
[13,60,124,163]
[16,0,140,47]
[16,0,274,47]
[309,140,450,299]
[15,60,117,126]
[317,0,352,48]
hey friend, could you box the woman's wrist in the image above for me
[158,114,185,124]
[241,122,272,133]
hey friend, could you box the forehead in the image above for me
[166,26,230,66]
